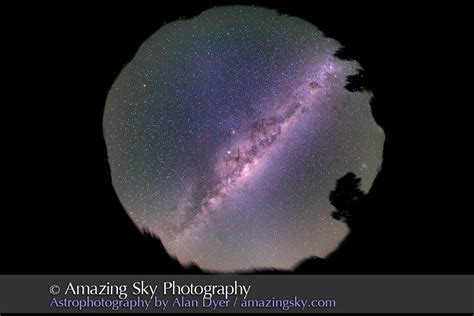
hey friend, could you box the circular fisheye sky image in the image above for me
[103,5,384,272]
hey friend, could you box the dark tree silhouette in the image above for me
[329,172,365,228]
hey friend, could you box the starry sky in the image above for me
[103,6,384,272]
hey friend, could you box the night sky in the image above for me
[103,6,384,271]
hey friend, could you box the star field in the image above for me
[103,6,384,271]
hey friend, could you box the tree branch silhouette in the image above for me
[329,172,365,228]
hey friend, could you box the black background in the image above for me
[3,2,471,274]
